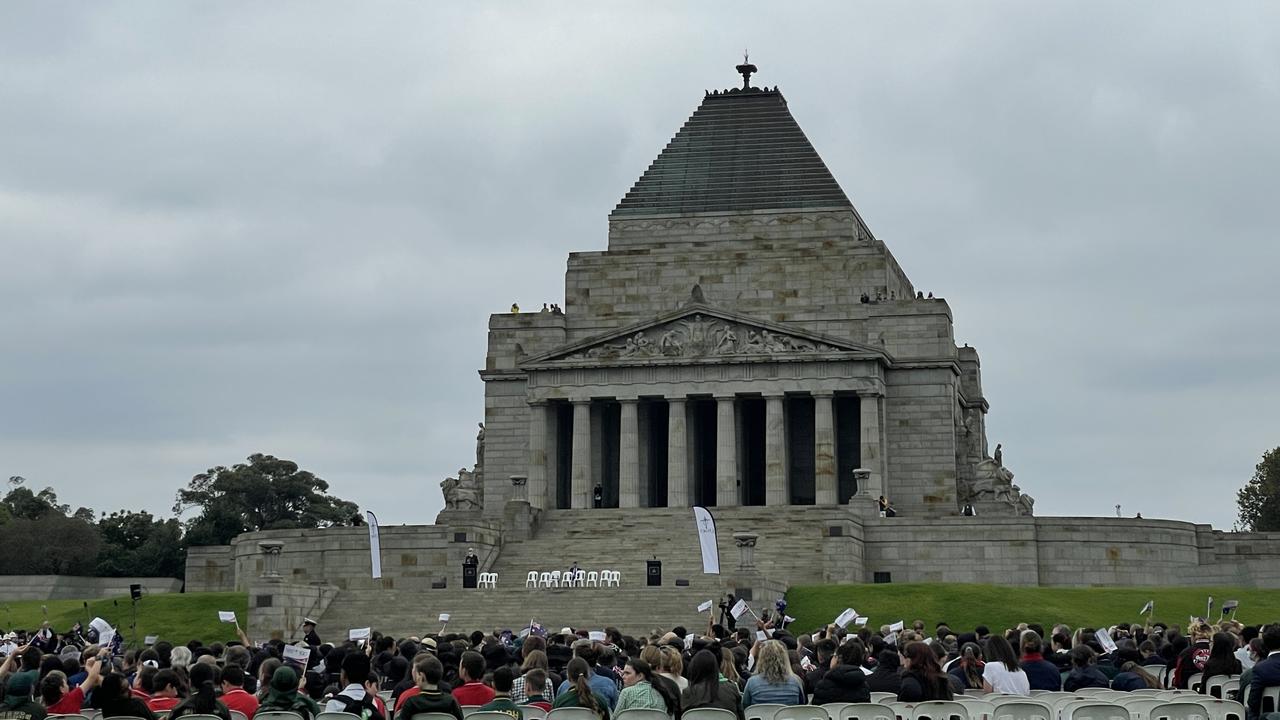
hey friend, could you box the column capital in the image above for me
[617,396,640,405]
[667,395,687,405]
[527,398,549,407]
[856,390,885,399]
[812,390,835,399]
[570,397,592,405]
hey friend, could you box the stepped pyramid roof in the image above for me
[612,63,854,218]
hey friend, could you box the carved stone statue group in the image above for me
[440,422,486,512]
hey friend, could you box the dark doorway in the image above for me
[740,397,767,505]
[787,395,815,504]
[555,402,572,509]
[835,394,862,503]
[689,398,717,507]
[644,400,669,507]
[598,401,620,508]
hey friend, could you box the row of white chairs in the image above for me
[476,571,498,588]
[525,568,621,588]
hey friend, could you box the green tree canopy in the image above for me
[95,510,186,578]
[0,515,102,574]
[1238,447,1280,532]
[175,453,358,546]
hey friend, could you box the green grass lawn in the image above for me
[2,592,248,648]
[784,583,1280,634]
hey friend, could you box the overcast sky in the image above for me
[2,2,1277,531]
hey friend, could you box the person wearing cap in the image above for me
[1,668,45,720]
[302,619,321,647]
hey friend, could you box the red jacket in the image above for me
[452,681,496,707]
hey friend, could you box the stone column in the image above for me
[764,394,788,506]
[859,392,885,500]
[667,397,688,507]
[716,396,739,507]
[619,398,640,508]
[570,399,592,509]
[527,401,548,510]
[814,392,837,505]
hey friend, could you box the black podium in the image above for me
[462,564,478,589]
[646,559,662,587]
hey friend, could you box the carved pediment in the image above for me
[524,305,885,367]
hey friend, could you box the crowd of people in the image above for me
[1,613,1277,720]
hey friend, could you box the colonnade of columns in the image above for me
[525,391,884,511]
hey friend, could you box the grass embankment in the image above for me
[785,583,1280,633]
[1,592,248,647]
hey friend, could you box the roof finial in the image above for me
[735,49,757,91]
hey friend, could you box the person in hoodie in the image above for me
[811,640,871,704]
[865,650,902,695]
[1063,645,1110,692]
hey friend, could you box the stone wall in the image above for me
[862,516,1280,589]
[192,519,502,593]
[185,546,235,593]
[0,575,183,601]
[884,368,961,515]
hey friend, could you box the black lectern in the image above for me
[646,559,662,587]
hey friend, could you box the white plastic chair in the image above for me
[773,707,830,720]
[1145,703,1209,720]
[549,570,562,587]
[478,572,496,588]
[256,713,307,720]
[316,713,363,720]
[839,704,897,720]
[954,699,994,720]
[603,569,620,586]
[229,711,248,720]
[1218,679,1238,702]
[520,708,549,720]
[411,714,463,720]
[571,569,586,587]
[547,709,598,720]
[526,570,539,588]
[821,705,850,719]
[911,701,968,720]
[1189,699,1243,720]
[684,710,737,720]
[1186,675,1203,695]
[586,570,599,587]
[1116,697,1166,720]
[470,713,524,720]
[1062,703,1131,720]
[989,700,1052,720]
[613,710,668,720]
[745,703,787,720]
[871,693,898,705]
[540,571,552,587]
[462,706,482,716]
[887,703,916,720]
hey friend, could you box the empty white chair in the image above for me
[954,699,994,720]
[572,569,586,587]
[520,708,549,720]
[989,700,1052,720]
[871,693,898,705]
[840,704,897,720]
[887,703,916,720]
[745,703,787,720]
[1186,675,1204,695]
[1145,703,1209,720]
[1116,697,1166,720]
[478,572,497,588]
[550,570,561,587]
[910,701,968,720]
[772,707,830,720]
[526,570,539,587]
[1190,699,1243,720]
[604,569,621,586]
[1063,703,1131,720]
[1258,686,1280,715]
[586,570,599,587]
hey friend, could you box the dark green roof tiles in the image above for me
[612,89,853,217]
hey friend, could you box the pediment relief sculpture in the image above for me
[566,314,843,361]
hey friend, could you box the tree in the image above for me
[175,453,357,546]
[0,515,102,575]
[96,510,187,578]
[1238,447,1280,532]
[2,485,70,520]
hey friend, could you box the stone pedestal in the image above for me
[733,532,758,571]
[257,540,284,581]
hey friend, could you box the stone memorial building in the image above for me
[477,61,1027,518]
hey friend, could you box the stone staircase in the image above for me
[316,505,852,636]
